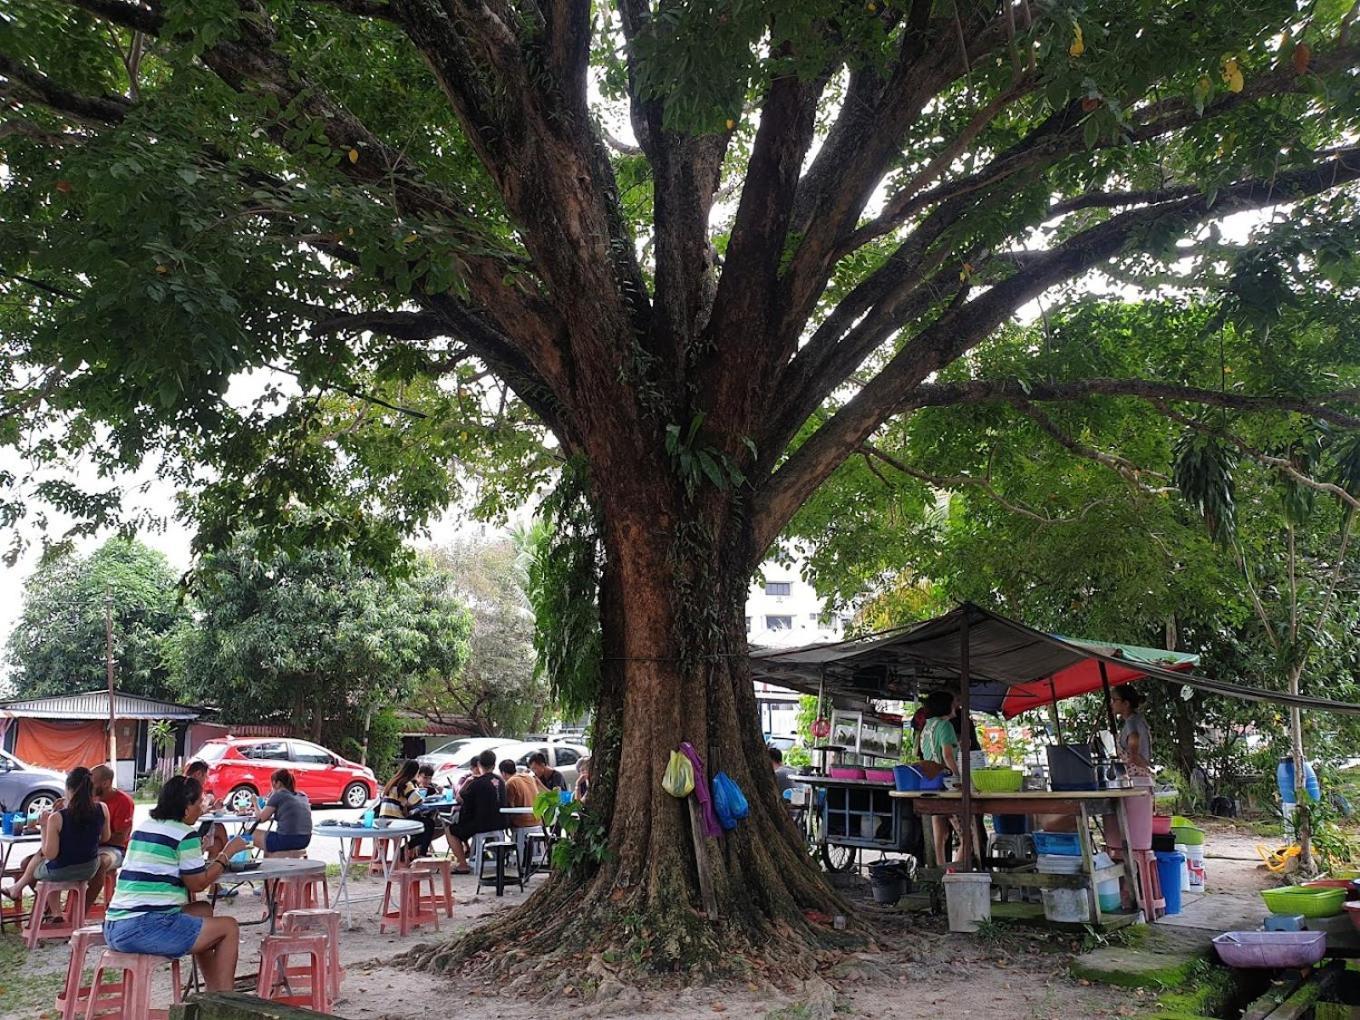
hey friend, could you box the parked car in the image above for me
[418,737,589,793]
[0,749,66,816]
[192,737,377,813]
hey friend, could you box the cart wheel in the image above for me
[821,842,857,873]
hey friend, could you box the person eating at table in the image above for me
[918,690,965,867]
[184,760,230,859]
[104,775,248,993]
[87,764,135,911]
[447,749,505,874]
[250,768,312,856]
[500,759,545,828]
[529,752,567,793]
[2,766,109,904]
[417,763,442,797]
[379,759,433,860]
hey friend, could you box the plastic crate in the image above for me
[1032,831,1082,856]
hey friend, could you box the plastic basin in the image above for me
[1212,931,1326,969]
[893,765,921,792]
[864,768,895,783]
[1261,885,1347,918]
[828,766,865,780]
[971,768,1023,793]
[1171,825,1205,846]
[1152,815,1172,835]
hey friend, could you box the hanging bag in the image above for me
[711,771,748,830]
[662,750,695,798]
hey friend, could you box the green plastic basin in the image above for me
[1260,885,1346,918]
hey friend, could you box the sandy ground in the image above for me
[0,814,1294,1020]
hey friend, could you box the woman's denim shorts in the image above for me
[104,911,203,958]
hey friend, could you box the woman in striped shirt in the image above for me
[104,776,249,991]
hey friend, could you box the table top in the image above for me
[200,813,255,824]
[225,857,327,880]
[889,787,1145,800]
[799,775,893,787]
[500,806,535,815]
[0,832,41,844]
[314,819,423,838]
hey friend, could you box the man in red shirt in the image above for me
[88,764,135,910]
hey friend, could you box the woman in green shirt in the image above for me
[918,690,963,866]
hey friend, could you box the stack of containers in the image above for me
[1033,832,1120,921]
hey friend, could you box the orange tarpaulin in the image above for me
[14,719,108,771]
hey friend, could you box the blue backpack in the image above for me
[711,772,749,831]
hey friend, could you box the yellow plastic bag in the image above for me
[662,750,695,798]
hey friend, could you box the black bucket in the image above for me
[869,860,913,905]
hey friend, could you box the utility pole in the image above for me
[105,590,117,774]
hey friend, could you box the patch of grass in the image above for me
[1244,818,1285,838]
[766,1004,816,1020]
[0,934,66,1017]
[324,860,368,881]
[972,918,1015,942]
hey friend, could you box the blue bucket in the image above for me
[1155,850,1185,915]
[893,765,921,792]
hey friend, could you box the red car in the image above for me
[192,737,377,813]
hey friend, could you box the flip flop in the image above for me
[452,866,472,875]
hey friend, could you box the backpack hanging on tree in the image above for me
[662,750,695,798]
[711,771,748,830]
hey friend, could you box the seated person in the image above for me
[500,759,545,827]
[448,749,505,874]
[104,776,248,993]
[88,764,135,910]
[251,768,312,856]
[573,757,591,803]
[2,767,110,902]
[380,759,432,859]
[529,752,566,793]
[185,760,229,859]
[416,763,442,797]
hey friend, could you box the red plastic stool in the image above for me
[281,908,344,1000]
[25,880,87,948]
[56,925,108,1020]
[369,834,401,876]
[257,931,331,1013]
[379,868,440,936]
[270,873,329,919]
[83,949,183,1019]
[412,857,455,918]
[84,873,118,922]
[347,836,375,866]
[1113,848,1165,920]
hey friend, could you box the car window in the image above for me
[431,738,480,757]
[553,747,580,767]
[516,746,549,768]
[291,742,333,764]
[193,743,229,762]
[241,741,289,761]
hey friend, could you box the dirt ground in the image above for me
[0,819,1294,1020]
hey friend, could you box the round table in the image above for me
[0,833,42,933]
[213,857,327,933]
[313,820,423,927]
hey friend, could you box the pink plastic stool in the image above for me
[380,868,440,936]
[56,925,106,1020]
[84,873,118,922]
[1113,847,1165,920]
[281,908,344,1000]
[83,949,183,1019]
[412,857,455,918]
[25,880,87,948]
[270,873,329,919]
[257,931,331,1013]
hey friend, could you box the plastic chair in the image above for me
[84,873,118,922]
[347,836,375,865]
[280,908,344,1000]
[257,931,331,1013]
[25,880,87,948]
[514,824,551,879]
[1113,847,1165,921]
[271,872,329,918]
[57,925,106,1020]
[475,840,524,897]
[379,868,440,936]
[83,949,183,1019]
[411,857,455,918]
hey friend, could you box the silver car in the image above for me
[0,749,67,816]
[418,737,589,793]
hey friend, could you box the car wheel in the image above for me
[225,785,258,814]
[343,782,370,809]
[21,790,59,816]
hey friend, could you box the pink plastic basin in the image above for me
[863,768,895,783]
[1345,901,1360,931]
[1152,814,1172,835]
[1212,931,1325,969]
[828,766,865,780]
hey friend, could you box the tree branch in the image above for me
[860,442,1054,523]
[0,50,131,125]
[63,0,164,34]
[1017,403,1172,491]
[300,0,400,21]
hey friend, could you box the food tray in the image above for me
[1212,931,1325,969]
[971,768,1023,793]
[1260,885,1347,918]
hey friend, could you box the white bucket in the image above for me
[943,872,992,933]
[1038,854,1090,923]
[1185,843,1206,889]
[1093,851,1121,913]
[1174,843,1192,893]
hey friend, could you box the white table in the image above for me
[213,857,327,933]
[313,820,422,927]
[0,833,41,933]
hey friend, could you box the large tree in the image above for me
[3,0,1360,975]
[4,537,186,700]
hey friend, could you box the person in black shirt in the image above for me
[529,752,566,792]
[447,749,504,874]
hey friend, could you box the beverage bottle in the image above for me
[362,808,375,828]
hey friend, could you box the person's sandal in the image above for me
[451,866,472,875]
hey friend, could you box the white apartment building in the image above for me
[747,565,849,746]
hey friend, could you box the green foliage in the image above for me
[517,459,603,718]
[534,789,609,876]
[4,538,187,700]
[170,528,472,754]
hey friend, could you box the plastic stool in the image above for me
[379,868,440,936]
[257,931,331,1013]
[347,836,375,865]
[57,925,106,1020]
[475,840,524,897]
[411,857,455,918]
[84,873,118,922]
[83,949,183,1019]
[1114,848,1165,920]
[26,880,87,948]
[281,908,344,1000]
[369,835,401,876]
[271,873,329,917]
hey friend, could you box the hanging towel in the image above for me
[679,741,721,838]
